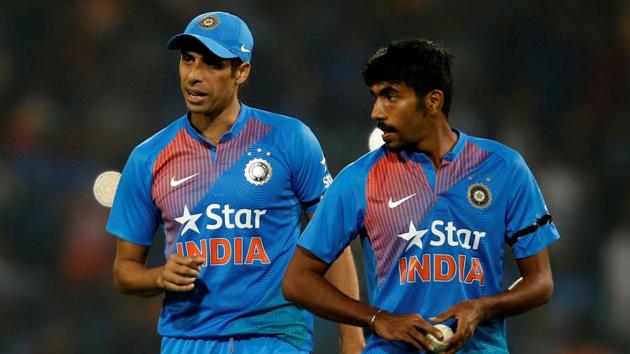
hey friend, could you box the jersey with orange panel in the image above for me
[107,103,331,351]
[299,130,559,353]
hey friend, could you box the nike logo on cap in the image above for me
[240,45,251,53]
[388,194,416,208]
[170,173,199,187]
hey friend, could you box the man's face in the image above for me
[369,82,426,151]
[179,49,240,116]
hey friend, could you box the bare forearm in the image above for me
[477,249,554,321]
[479,271,553,321]
[284,248,376,328]
[114,259,164,297]
[287,269,374,326]
[113,239,203,296]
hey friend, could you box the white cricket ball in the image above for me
[426,324,454,353]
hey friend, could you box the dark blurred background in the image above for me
[1,0,629,353]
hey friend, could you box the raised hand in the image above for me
[157,254,206,292]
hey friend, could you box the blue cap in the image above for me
[167,12,253,63]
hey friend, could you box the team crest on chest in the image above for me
[467,183,492,209]
[244,158,272,185]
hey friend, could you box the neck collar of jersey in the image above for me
[182,103,251,146]
[399,129,466,163]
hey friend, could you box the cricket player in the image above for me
[106,11,363,354]
[283,39,559,353]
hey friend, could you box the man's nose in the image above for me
[187,60,204,82]
[371,99,386,122]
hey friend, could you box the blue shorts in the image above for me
[161,336,309,354]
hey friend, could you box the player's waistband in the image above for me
[161,335,310,354]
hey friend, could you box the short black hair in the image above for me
[362,39,454,116]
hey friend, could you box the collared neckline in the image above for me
[182,103,251,146]
[399,129,466,163]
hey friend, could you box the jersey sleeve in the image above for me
[298,166,364,264]
[505,155,560,259]
[106,148,160,246]
[289,122,332,214]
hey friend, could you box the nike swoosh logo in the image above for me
[388,194,416,208]
[170,173,199,187]
[240,45,251,53]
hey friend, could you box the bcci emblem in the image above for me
[244,158,272,186]
[199,15,219,29]
[467,183,492,209]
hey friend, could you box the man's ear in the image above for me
[236,62,251,84]
[424,89,444,114]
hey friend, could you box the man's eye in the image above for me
[203,59,225,69]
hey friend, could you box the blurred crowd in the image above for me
[1,0,629,353]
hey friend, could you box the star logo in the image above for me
[397,221,428,251]
[175,205,202,235]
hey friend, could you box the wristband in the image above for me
[369,309,383,330]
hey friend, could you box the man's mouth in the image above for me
[382,131,395,141]
[376,124,397,143]
[186,90,208,104]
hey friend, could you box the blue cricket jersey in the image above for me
[299,130,560,353]
[106,103,331,351]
